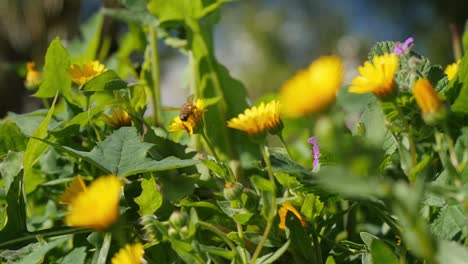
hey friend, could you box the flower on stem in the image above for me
[307,137,320,170]
[394,37,414,55]
[280,56,343,118]
[349,53,399,97]
[227,100,282,140]
[60,175,122,230]
[168,99,206,135]
[68,60,106,85]
[444,60,460,81]
[413,78,444,123]
[111,243,145,264]
[25,62,42,88]
[103,107,132,128]
[278,202,306,230]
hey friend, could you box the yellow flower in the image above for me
[444,60,460,81]
[349,53,399,97]
[103,107,132,128]
[413,78,443,115]
[280,56,343,118]
[227,100,282,136]
[25,62,42,88]
[68,60,106,85]
[278,202,306,230]
[168,99,206,134]
[111,243,145,264]
[61,175,122,230]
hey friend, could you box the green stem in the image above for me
[250,144,277,264]
[394,102,417,168]
[149,26,162,126]
[443,122,460,171]
[201,132,221,162]
[97,232,112,264]
[278,133,292,159]
[198,221,237,253]
[236,223,249,264]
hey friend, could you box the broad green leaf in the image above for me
[250,175,275,193]
[270,153,311,178]
[274,172,301,189]
[360,232,379,248]
[301,194,323,220]
[34,38,71,98]
[23,95,58,194]
[147,0,228,24]
[4,110,56,137]
[255,239,290,264]
[135,176,162,216]
[430,205,466,240]
[367,41,394,60]
[0,122,27,156]
[54,127,198,176]
[103,0,157,25]
[0,169,27,241]
[0,151,24,196]
[437,240,468,264]
[11,237,69,264]
[370,240,398,264]
[201,159,228,179]
[61,247,86,264]
[455,127,468,164]
[67,11,104,61]
[81,70,127,92]
[287,215,316,262]
[451,55,468,112]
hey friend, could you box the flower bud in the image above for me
[169,211,188,230]
[223,182,244,201]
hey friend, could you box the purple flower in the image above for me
[307,137,320,169]
[394,37,414,55]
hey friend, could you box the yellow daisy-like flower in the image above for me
[227,100,282,136]
[68,60,106,85]
[168,99,206,135]
[278,202,306,230]
[413,78,443,115]
[25,62,42,88]
[349,53,399,97]
[280,56,343,118]
[111,243,145,264]
[444,60,460,81]
[61,175,122,230]
[103,107,132,128]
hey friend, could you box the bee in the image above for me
[179,95,196,121]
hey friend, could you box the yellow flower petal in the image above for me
[68,61,107,85]
[25,62,42,88]
[103,107,132,128]
[444,60,460,81]
[111,243,145,264]
[227,100,282,136]
[349,53,398,97]
[168,99,206,135]
[64,175,121,230]
[413,78,442,114]
[60,176,87,204]
[280,56,343,118]
[278,202,306,230]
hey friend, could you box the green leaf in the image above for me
[274,172,301,189]
[0,151,24,196]
[360,232,379,248]
[103,0,157,25]
[12,237,69,264]
[287,215,315,262]
[0,168,27,242]
[437,240,468,264]
[147,0,228,24]
[250,175,275,193]
[301,194,323,220]
[52,127,198,177]
[255,239,290,264]
[4,110,57,137]
[430,205,466,240]
[367,41,395,60]
[67,11,104,61]
[198,244,235,260]
[34,38,71,98]
[81,70,127,92]
[0,122,27,156]
[134,176,162,216]
[451,55,468,113]
[23,95,58,194]
[370,240,398,264]
[270,152,311,178]
[61,247,87,264]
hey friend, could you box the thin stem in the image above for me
[250,144,277,264]
[149,26,162,126]
[443,122,460,170]
[198,221,237,253]
[97,232,112,264]
[394,102,417,168]
[400,241,407,264]
[236,223,249,264]
[278,133,292,159]
[201,132,221,162]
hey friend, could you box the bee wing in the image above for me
[187,94,195,103]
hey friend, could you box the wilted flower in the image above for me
[349,53,399,97]
[103,107,132,128]
[25,62,42,88]
[168,99,206,134]
[307,137,320,170]
[280,56,343,118]
[68,60,106,85]
[111,243,145,264]
[444,60,460,81]
[413,78,444,123]
[60,175,122,230]
[394,37,414,55]
[278,202,306,230]
[227,100,282,137]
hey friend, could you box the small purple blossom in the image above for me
[307,137,320,169]
[394,37,414,55]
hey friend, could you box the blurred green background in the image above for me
[0,0,466,117]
